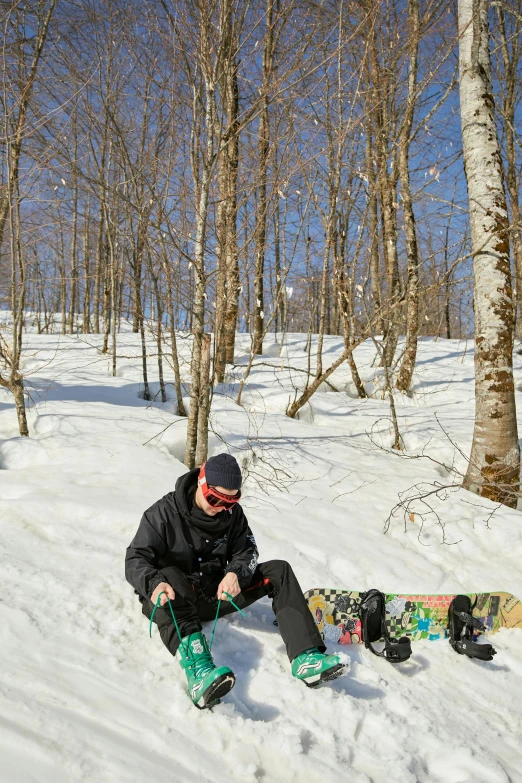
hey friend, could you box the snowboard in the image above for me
[304,588,522,646]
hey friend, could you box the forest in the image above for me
[1,0,521,494]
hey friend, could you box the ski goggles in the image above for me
[198,463,241,510]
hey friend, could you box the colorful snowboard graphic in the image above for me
[304,589,522,646]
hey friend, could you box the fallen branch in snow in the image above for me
[285,346,352,418]
[206,404,300,495]
[460,498,504,530]
[390,479,522,543]
[142,417,186,446]
[229,361,340,392]
[384,480,463,546]
[378,414,517,543]
[282,275,419,419]
[332,479,376,502]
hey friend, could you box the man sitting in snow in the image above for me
[125,453,346,709]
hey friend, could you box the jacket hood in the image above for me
[175,468,232,540]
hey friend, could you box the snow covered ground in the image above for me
[1,327,522,783]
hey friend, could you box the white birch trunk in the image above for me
[184,9,215,468]
[184,116,213,468]
[195,333,212,466]
[396,0,420,393]
[253,0,274,357]
[459,0,520,506]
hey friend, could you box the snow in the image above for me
[1,328,522,782]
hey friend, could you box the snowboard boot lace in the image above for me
[185,644,215,679]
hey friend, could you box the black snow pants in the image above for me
[141,559,324,662]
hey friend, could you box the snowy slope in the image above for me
[1,329,522,783]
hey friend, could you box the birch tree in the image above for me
[182,1,217,469]
[493,0,522,338]
[214,0,240,383]
[0,0,56,435]
[459,0,520,506]
[395,0,420,392]
[253,0,275,356]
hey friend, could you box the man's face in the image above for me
[195,485,239,516]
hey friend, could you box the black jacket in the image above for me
[125,468,259,599]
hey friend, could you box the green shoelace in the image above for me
[149,589,246,657]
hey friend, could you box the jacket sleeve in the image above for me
[224,507,259,588]
[125,506,169,599]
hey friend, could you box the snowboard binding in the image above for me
[358,589,412,663]
[447,595,497,662]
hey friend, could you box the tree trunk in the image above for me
[82,195,91,333]
[184,13,215,469]
[0,0,57,251]
[213,0,229,381]
[315,236,331,378]
[459,0,520,506]
[13,376,29,437]
[149,257,167,403]
[380,174,400,367]
[274,200,284,340]
[101,137,113,357]
[214,1,240,381]
[94,188,104,333]
[370,28,400,367]
[60,220,67,336]
[444,223,452,339]
[2,157,29,436]
[195,333,212,465]
[68,182,78,334]
[132,235,144,334]
[337,217,367,399]
[68,108,79,334]
[253,0,274,356]
[102,243,111,355]
[138,316,151,401]
[105,210,118,378]
[214,152,228,382]
[162,246,187,416]
[157,312,166,403]
[286,347,350,419]
[496,2,522,340]
[396,0,420,393]
[223,60,240,366]
[365,112,383,335]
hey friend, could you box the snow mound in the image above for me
[1,332,521,782]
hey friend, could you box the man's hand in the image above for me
[217,572,241,600]
[151,582,175,606]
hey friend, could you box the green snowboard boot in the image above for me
[176,632,235,709]
[292,647,347,688]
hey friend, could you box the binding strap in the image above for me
[448,595,496,661]
[358,589,412,663]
